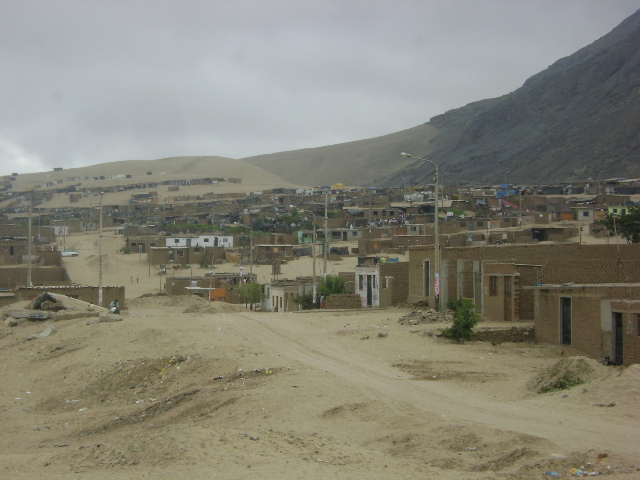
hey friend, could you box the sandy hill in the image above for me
[247,10,640,187]
[9,156,298,192]
[243,124,438,188]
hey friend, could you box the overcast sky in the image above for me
[1,0,638,176]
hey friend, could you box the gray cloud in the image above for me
[1,0,638,175]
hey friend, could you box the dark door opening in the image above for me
[613,312,624,365]
[560,297,572,345]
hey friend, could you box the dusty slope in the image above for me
[244,124,437,186]
[9,155,297,192]
[1,303,638,479]
[2,228,638,479]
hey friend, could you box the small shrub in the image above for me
[539,372,585,393]
[441,298,480,343]
[293,292,314,310]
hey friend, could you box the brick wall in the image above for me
[610,300,640,366]
[0,266,71,290]
[474,326,534,343]
[379,262,409,307]
[542,259,640,284]
[15,285,126,308]
[324,294,362,310]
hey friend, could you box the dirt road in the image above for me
[227,311,639,457]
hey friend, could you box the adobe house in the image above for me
[530,284,640,366]
[354,256,409,308]
[164,273,255,302]
[265,280,313,312]
[126,235,162,253]
[254,244,295,263]
[482,262,524,322]
[407,243,640,320]
[149,246,227,266]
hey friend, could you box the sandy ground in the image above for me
[1,230,639,479]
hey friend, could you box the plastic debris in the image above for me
[546,472,562,477]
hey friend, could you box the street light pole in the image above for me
[99,191,104,306]
[310,212,317,307]
[323,192,328,277]
[401,152,441,318]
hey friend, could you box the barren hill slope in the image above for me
[10,156,296,191]
[247,10,640,187]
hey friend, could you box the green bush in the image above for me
[441,298,480,343]
[293,292,315,310]
[238,282,263,309]
[539,372,585,393]
[318,275,346,297]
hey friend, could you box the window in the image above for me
[204,237,210,242]
[359,275,364,291]
[582,211,589,217]
[174,239,179,244]
[177,250,184,257]
[636,314,640,336]
[505,277,512,298]
[489,276,498,296]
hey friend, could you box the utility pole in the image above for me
[27,203,32,287]
[249,228,253,282]
[323,192,328,277]
[99,192,104,306]
[311,212,317,307]
[401,153,441,320]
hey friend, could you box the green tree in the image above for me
[238,282,263,310]
[293,292,315,310]
[595,205,640,243]
[441,298,480,343]
[318,275,346,297]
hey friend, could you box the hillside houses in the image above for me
[2,173,640,365]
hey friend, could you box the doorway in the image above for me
[560,297,572,345]
[613,312,624,365]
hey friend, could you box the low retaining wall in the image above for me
[474,326,534,343]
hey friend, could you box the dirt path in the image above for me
[226,311,639,457]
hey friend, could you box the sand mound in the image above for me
[182,302,245,314]
[526,356,609,393]
[128,294,209,309]
[572,363,640,407]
